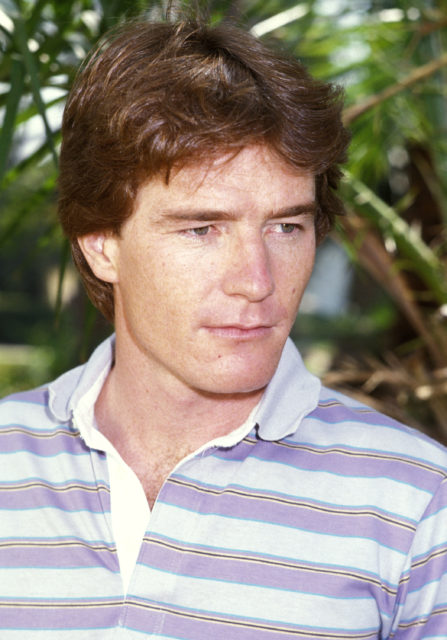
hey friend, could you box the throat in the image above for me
[94,365,263,507]
[112,433,198,509]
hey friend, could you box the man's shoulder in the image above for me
[297,384,447,473]
[0,370,92,473]
[0,385,71,474]
[276,387,447,476]
[0,385,52,427]
[0,336,114,431]
[0,360,85,431]
[254,384,447,526]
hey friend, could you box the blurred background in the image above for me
[1,0,447,442]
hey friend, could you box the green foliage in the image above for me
[1,0,447,439]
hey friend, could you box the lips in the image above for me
[204,324,274,339]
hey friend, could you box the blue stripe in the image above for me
[231,454,435,494]
[0,450,90,458]
[136,560,381,601]
[172,473,419,526]
[410,542,447,564]
[420,505,447,522]
[312,401,447,451]
[1,535,114,545]
[278,439,447,474]
[0,423,73,433]
[0,477,107,488]
[1,564,119,571]
[156,500,408,554]
[398,604,447,624]
[144,530,399,590]
[126,595,381,634]
[407,576,447,595]
[0,505,108,514]
[0,397,48,408]
[0,625,117,632]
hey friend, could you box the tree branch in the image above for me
[343,51,447,125]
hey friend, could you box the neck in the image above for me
[94,332,266,508]
[95,335,264,455]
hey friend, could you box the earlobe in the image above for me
[78,232,120,284]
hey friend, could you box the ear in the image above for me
[77,232,120,284]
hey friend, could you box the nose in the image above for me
[222,231,275,301]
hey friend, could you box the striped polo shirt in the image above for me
[1,335,447,638]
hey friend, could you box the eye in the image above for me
[278,223,298,234]
[187,226,210,236]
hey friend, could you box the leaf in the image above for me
[0,57,25,183]
[344,170,447,304]
[12,15,59,167]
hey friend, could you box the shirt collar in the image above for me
[253,337,321,441]
[48,334,115,425]
[47,334,320,444]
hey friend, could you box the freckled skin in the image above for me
[83,145,316,400]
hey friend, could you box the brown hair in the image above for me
[58,18,350,322]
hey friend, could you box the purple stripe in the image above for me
[310,402,405,428]
[0,541,118,571]
[310,401,447,463]
[420,478,447,518]
[402,548,447,592]
[0,483,109,512]
[395,608,447,639]
[216,438,443,493]
[0,600,121,630]
[125,597,379,640]
[0,429,86,456]
[161,477,414,552]
[1,388,48,406]
[138,535,395,613]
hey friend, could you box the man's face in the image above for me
[90,145,316,397]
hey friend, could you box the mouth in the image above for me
[204,324,274,339]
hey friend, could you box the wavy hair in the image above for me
[58,19,350,322]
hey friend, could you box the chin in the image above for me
[201,361,278,397]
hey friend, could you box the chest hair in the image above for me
[118,437,196,509]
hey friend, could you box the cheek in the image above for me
[278,241,315,283]
[134,255,203,318]
[282,253,315,309]
[300,239,316,275]
[115,249,157,313]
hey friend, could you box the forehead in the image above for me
[137,145,315,212]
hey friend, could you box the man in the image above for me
[1,17,446,639]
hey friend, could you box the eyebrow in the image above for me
[269,203,317,219]
[155,202,316,224]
